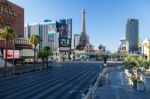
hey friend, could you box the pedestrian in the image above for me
[103,56,107,66]
[104,56,107,64]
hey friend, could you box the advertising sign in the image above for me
[59,39,71,47]
[0,0,17,25]
[59,47,70,51]
[58,20,68,39]
[3,50,20,59]
[57,19,72,48]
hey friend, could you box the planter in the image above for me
[137,82,145,91]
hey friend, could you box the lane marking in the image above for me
[115,88,120,99]
[119,72,124,85]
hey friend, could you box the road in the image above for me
[0,61,123,99]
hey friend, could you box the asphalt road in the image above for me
[0,61,123,99]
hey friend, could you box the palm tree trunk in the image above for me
[42,58,44,69]
[4,43,8,78]
[47,56,48,68]
[12,39,15,76]
[33,46,36,71]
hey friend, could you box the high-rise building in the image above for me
[126,19,139,53]
[77,8,89,50]
[24,23,40,51]
[25,19,72,59]
[24,21,59,52]
[0,0,24,48]
[24,23,40,37]
[0,0,29,63]
[48,32,59,52]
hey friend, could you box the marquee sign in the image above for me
[0,5,17,17]
[0,0,17,25]
[3,50,20,59]
[0,0,7,3]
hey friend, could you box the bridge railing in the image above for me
[102,65,124,75]
[81,65,124,99]
[81,75,99,99]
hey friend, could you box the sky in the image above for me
[11,0,150,52]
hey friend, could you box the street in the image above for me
[0,61,122,99]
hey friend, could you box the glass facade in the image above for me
[24,22,59,52]
[126,19,139,53]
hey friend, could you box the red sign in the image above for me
[3,50,20,59]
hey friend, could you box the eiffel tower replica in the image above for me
[76,8,89,50]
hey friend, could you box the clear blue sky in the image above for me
[11,0,150,52]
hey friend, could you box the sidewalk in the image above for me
[0,62,54,79]
[94,70,150,99]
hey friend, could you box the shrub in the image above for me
[124,56,138,69]
[130,74,138,83]
[144,61,150,69]
[137,79,144,83]
[124,55,149,70]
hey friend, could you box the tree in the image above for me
[98,44,106,52]
[98,44,106,60]
[113,52,122,60]
[124,55,150,87]
[44,46,52,68]
[0,26,16,77]
[144,60,150,70]
[29,34,42,70]
[38,46,52,68]
[124,55,150,71]
[124,55,138,69]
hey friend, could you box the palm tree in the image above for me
[29,34,42,71]
[98,44,106,52]
[43,46,52,68]
[98,44,106,60]
[38,46,52,68]
[0,26,16,77]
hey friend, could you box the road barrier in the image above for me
[81,82,98,99]
[102,65,124,75]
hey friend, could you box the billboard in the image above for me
[58,20,68,38]
[57,19,72,48]
[59,47,70,51]
[59,39,71,47]
[3,50,20,59]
